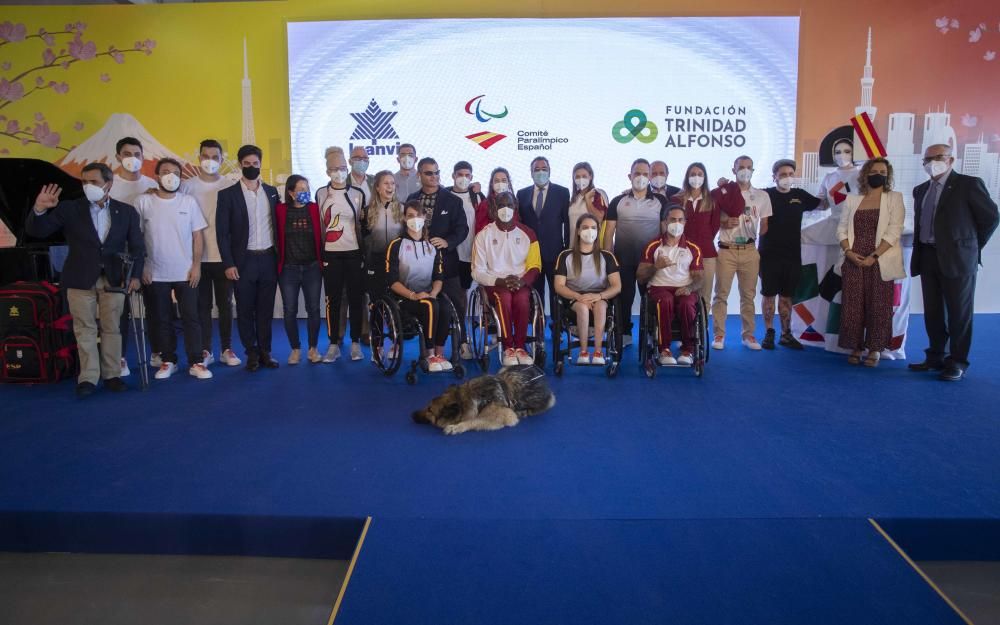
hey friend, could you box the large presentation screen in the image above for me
[288,17,799,196]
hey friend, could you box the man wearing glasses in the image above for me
[910,143,999,381]
[408,158,470,346]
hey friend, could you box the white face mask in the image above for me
[579,228,598,244]
[735,168,753,184]
[329,169,348,184]
[688,175,705,189]
[667,222,685,237]
[631,175,649,191]
[159,172,180,192]
[924,159,950,178]
[400,155,416,170]
[497,207,515,223]
[493,181,509,194]
[83,183,106,203]
[776,177,792,191]
[454,176,470,191]
[406,217,425,232]
[574,176,591,191]
[121,156,142,173]
[200,159,220,175]
[650,175,667,189]
[834,153,853,168]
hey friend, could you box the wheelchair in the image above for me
[368,291,466,385]
[637,289,709,378]
[466,285,546,372]
[551,295,624,378]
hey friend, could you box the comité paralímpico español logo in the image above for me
[465,94,508,150]
[613,109,658,144]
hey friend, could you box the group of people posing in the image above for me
[27,135,998,397]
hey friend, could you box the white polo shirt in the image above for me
[179,175,232,263]
[134,193,208,283]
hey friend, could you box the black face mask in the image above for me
[867,173,886,189]
[242,166,261,181]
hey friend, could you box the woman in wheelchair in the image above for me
[384,201,454,372]
[471,191,542,367]
[553,215,622,365]
[637,206,704,366]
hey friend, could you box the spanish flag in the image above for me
[851,112,886,159]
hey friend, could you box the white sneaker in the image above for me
[742,337,762,351]
[711,336,725,350]
[220,349,242,366]
[202,351,215,367]
[658,350,677,366]
[350,342,363,361]
[576,351,591,365]
[149,353,163,368]
[439,358,453,371]
[677,351,694,366]
[591,351,606,366]
[120,358,130,377]
[154,362,177,379]
[502,348,519,367]
[426,356,444,372]
[188,363,213,379]
[460,342,474,360]
[323,344,341,363]
[515,348,534,365]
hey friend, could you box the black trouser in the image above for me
[366,253,389,296]
[617,264,644,332]
[457,260,473,290]
[198,261,234,354]
[149,281,202,366]
[234,249,278,358]
[919,246,977,368]
[441,275,467,344]
[323,250,364,343]
[400,295,452,348]
[121,287,162,358]
[280,261,323,350]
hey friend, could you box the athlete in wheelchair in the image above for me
[636,205,709,377]
[369,201,465,384]
[468,191,546,370]
[551,214,624,377]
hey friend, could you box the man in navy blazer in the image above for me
[26,162,145,397]
[517,156,569,317]
[215,144,281,371]
[909,143,999,381]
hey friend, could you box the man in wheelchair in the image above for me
[637,205,704,366]
[384,201,454,372]
[553,214,622,365]
[471,191,542,367]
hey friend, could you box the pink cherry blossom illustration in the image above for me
[34,112,44,122]
[6,120,19,133]
[936,16,950,34]
[950,19,959,29]
[73,121,84,131]
[970,28,982,43]
[986,51,997,61]
[0,149,8,155]
[99,73,111,83]
[0,62,10,71]
[0,79,25,102]
[42,48,55,65]
[32,121,60,148]
[0,21,28,43]
[53,82,69,94]
[68,35,97,60]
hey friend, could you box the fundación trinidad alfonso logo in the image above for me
[464,94,508,150]
[350,99,399,146]
[612,109,658,144]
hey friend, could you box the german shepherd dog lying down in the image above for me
[412,365,556,435]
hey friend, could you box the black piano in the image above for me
[0,158,81,285]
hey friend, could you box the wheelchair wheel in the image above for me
[440,294,464,369]
[637,294,656,378]
[551,296,567,375]
[527,288,547,367]
[605,299,622,379]
[369,294,403,377]
[693,298,708,377]
[468,288,500,372]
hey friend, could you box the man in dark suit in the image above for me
[910,143,999,381]
[407,157,470,340]
[517,156,570,317]
[26,162,145,397]
[215,144,281,371]
[650,160,682,200]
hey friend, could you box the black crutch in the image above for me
[105,252,150,390]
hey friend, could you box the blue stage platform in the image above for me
[0,314,997,623]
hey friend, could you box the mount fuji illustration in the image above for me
[58,112,184,177]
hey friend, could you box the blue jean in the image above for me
[279,262,323,349]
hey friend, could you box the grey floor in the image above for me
[0,552,348,625]
[919,561,1000,625]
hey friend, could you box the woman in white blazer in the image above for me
[836,157,906,367]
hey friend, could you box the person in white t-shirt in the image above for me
[109,136,159,376]
[179,139,241,368]
[136,158,211,381]
[712,155,772,351]
[448,160,484,360]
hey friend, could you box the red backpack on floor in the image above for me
[0,281,78,384]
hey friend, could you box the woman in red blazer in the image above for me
[276,174,324,364]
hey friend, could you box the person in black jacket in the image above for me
[407,157,469,345]
[517,156,570,320]
[909,143,999,381]
[26,162,145,397]
[215,144,281,371]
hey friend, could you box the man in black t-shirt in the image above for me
[759,159,821,350]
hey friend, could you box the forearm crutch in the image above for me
[105,253,150,390]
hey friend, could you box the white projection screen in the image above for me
[287,17,800,193]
